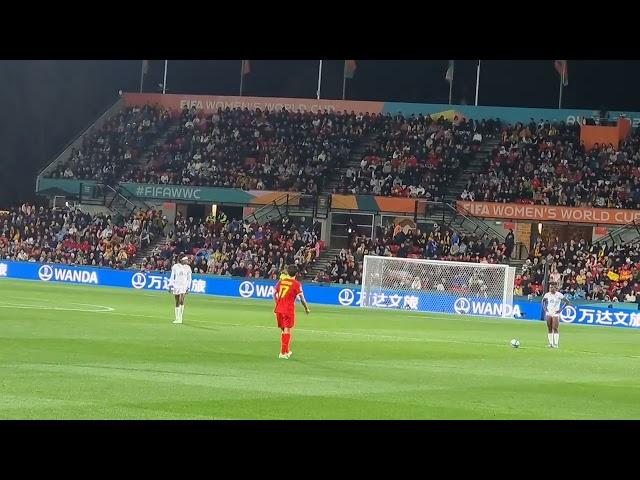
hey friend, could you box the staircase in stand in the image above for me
[103,184,154,219]
[304,248,342,280]
[127,123,181,174]
[131,235,169,269]
[445,137,500,203]
[323,132,379,194]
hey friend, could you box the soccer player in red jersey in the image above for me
[274,264,310,359]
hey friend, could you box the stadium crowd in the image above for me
[43,101,508,201]
[320,223,510,285]
[140,213,322,279]
[3,202,640,305]
[462,120,640,209]
[333,115,500,199]
[41,101,640,210]
[24,101,640,304]
[118,106,374,194]
[46,105,171,184]
[0,204,166,269]
[516,236,640,303]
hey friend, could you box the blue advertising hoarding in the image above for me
[0,260,638,330]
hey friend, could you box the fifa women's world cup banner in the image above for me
[123,93,385,116]
[1,260,640,330]
[123,93,640,127]
[457,201,640,226]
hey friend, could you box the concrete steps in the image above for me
[304,248,342,279]
[132,236,169,268]
[323,133,379,194]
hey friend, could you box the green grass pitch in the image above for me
[1,278,639,419]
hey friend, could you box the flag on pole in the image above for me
[445,60,455,83]
[140,60,149,93]
[242,60,251,75]
[554,60,568,86]
[344,60,357,79]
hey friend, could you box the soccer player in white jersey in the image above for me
[542,282,569,348]
[169,256,192,324]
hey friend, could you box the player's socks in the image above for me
[175,307,180,321]
[547,333,553,346]
[281,333,291,354]
[179,305,184,321]
[553,333,559,347]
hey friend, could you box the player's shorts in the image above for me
[172,286,188,295]
[546,311,560,319]
[276,313,295,329]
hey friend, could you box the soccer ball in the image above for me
[510,339,520,348]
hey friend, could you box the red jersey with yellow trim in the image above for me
[274,277,302,316]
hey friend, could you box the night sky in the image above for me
[2,59,640,206]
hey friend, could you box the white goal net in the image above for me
[361,256,517,318]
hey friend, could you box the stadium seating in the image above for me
[141,214,321,279]
[118,107,374,194]
[44,103,504,200]
[327,223,508,285]
[5,202,639,303]
[518,237,640,301]
[46,105,171,184]
[333,115,487,199]
[30,100,640,302]
[43,102,640,210]
[463,120,640,209]
[0,204,166,269]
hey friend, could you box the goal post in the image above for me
[361,256,517,318]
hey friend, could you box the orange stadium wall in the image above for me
[123,93,384,115]
[580,118,632,150]
[619,117,632,139]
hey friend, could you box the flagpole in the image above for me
[240,60,245,96]
[558,67,564,109]
[317,60,323,100]
[342,61,347,100]
[139,61,145,93]
[162,60,168,94]
[474,60,481,106]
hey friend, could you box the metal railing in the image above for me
[115,184,153,213]
[104,185,137,217]
[602,217,640,246]
[411,200,506,242]
[245,193,291,224]
[444,202,506,242]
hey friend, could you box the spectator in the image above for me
[505,229,515,258]
[0,203,163,269]
[335,114,492,199]
[313,270,331,283]
[462,121,640,210]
